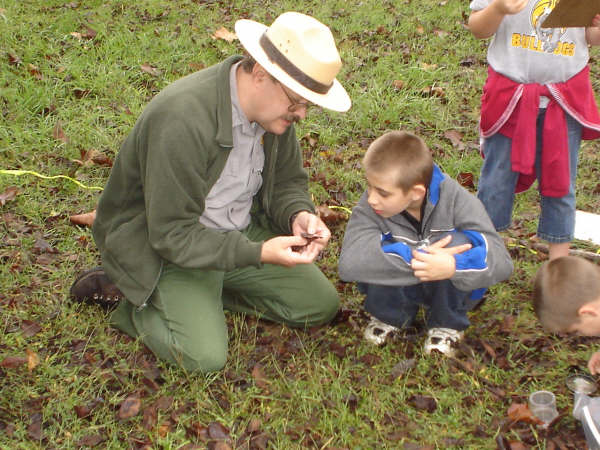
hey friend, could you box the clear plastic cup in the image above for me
[529,390,559,426]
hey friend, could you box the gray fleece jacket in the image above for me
[338,165,513,296]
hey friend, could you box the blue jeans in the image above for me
[477,110,582,243]
[359,281,472,331]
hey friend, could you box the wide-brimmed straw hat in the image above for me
[235,12,351,112]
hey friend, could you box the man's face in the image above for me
[365,169,422,218]
[254,77,312,135]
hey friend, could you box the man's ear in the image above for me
[251,63,269,83]
[411,184,427,201]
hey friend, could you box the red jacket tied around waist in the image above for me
[479,66,600,197]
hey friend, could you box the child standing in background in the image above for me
[468,0,600,260]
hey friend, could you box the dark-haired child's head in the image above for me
[533,256,600,335]
[362,131,433,218]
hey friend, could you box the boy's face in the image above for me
[568,298,600,336]
[365,169,424,218]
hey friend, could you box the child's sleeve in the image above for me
[448,185,514,292]
[338,192,421,286]
[469,0,491,11]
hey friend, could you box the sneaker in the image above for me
[423,327,463,357]
[69,267,123,309]
[364,316,399,346]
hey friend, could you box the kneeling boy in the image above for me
[533,256,600,374]
[339,131,513,355]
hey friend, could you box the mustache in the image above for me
[284,114,301,124]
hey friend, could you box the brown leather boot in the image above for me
[69,267,124,309]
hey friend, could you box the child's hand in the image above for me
[469,0,527,39]
[588,351,600,375]
[586,14,600,45]
[492,0,528,16]
[410,236,472,282]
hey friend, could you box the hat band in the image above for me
[259,33,332,95]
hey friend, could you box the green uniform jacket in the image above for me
[92,56,315,308]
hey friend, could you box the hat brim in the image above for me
[235,19,351,113]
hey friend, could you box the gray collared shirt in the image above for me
[199,62,266,231]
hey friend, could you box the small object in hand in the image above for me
[292,232,322,252]
[567,374,598,394]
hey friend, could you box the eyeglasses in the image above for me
[278,82,316,113]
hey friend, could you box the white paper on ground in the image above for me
[575,210,600,245]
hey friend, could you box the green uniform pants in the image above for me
[109,221,339,372]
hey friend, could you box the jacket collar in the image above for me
[215,55,244,148]
[427,164,445,206]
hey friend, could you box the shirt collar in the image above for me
[230,62,265,137]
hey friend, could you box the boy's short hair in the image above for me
[533,256,600,332]
[363,130,433,192]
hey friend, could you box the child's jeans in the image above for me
[358,281,472,331]
[477,110,582,243]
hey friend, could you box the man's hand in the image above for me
[410,235,472,282]
[260,235,318,266]
[588,351,600,375]
[290,211,331,260]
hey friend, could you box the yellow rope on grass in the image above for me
[0,169,104,191]
[328,205,352,215]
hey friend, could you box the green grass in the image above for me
[2,0,600,448]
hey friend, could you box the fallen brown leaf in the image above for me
[53,121,69,143]
[28,63,42,80]
[21,320,42,337]
[78,434,106,447]
[456,172,474,189]
[408,395,437,413]
[33,238,58,254]
[392,79,404,90]
[189,62,205,72]
[316,205,346,225]
[78,148,113,167]
[251,364,269,390]
[142,405,158,431]
[246,418,261,434]
[81,26,97,39]
[27,413,43,440]
[212,26,237,42]
[8,53,21,66]
[444,130,465,150]
[118,395,142,420]
[391,358,416,379]
[507,402,542,425]
[26,349,39,371]
[141,63,161,77]
[0,356,28,368]
[0,186,18,206]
